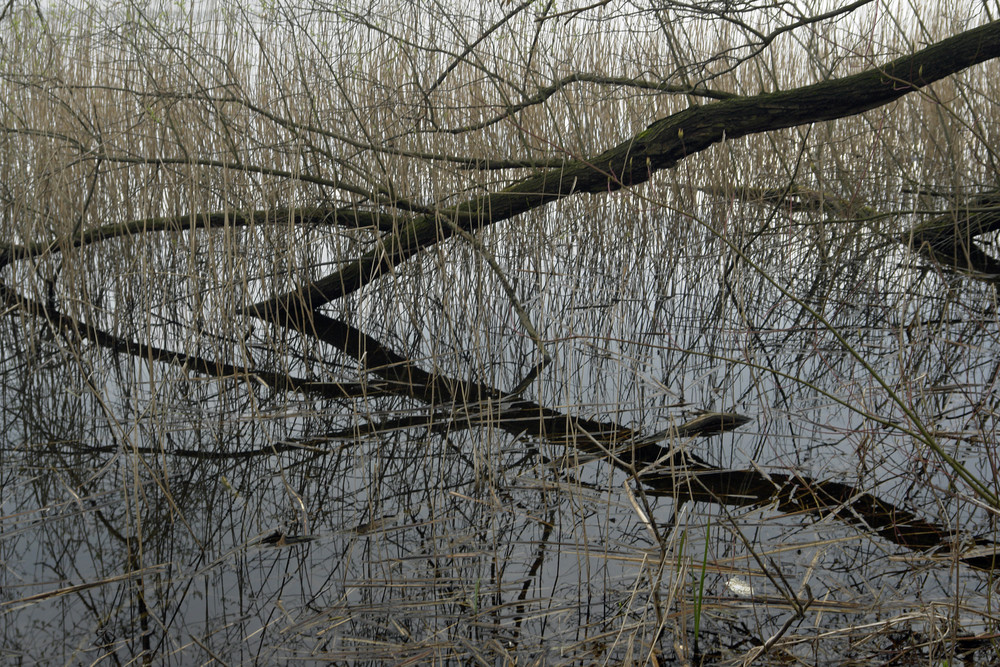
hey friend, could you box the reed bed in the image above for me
[1,1,1000,663]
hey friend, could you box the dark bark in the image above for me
[244,20,1000,326]
[640,468,1000,572]
[24,275,998,571]
[0,206,391,270]
[10,18,1000,575]
[905,190,1000,278]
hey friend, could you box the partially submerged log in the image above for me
[905,190,1000,279]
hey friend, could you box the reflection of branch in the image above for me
[45,280,992,570]
[0,283,374,400]
[639,467,1000,572]
[301,311,1000,572]
[306,310,742,470]
[14,240,985,571]
[720,185,1000,281]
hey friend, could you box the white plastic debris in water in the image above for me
[726,577,754,597]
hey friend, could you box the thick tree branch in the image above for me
[244,20,1000,327]
[0,207,397,268]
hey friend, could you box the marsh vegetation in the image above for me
[3,0,1000,663]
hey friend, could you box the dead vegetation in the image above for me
[2,0,1000,664]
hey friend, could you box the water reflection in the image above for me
[4,208,1000,663]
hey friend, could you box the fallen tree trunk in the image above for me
[244,21,1000,324]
